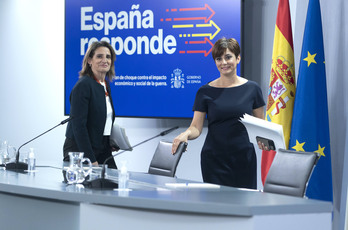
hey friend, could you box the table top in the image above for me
[0,162,332,217]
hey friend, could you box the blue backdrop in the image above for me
[65,0,241,118]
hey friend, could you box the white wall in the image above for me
[0,0,347,229]
[0,1,65,162]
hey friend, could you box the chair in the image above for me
[263,148,320,197]
[148,140,187,177]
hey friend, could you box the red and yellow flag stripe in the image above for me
[261,0,296,184]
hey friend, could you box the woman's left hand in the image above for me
[257,141,269,151]
[111,146,120,152]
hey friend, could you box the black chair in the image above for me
[263,148,320,197]
[148,140,187,177]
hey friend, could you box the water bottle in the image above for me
[27,148,36,172]
[118,161,129,190]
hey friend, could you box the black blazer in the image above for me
[65,76,115,162]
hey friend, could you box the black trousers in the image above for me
[63,136,117,169]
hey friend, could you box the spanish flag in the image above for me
[261,0,296,184]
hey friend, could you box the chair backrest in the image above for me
[148,140,187,177]
[263,148,319,197]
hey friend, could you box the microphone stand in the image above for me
[83,126,179,189]
[6,117,73,172]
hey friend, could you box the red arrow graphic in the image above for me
[179,37,214,57]
[164,4,215,23]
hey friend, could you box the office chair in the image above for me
[148,140,187,177]
[263,148,320,198]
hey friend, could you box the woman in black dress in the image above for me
[172,38,265,189]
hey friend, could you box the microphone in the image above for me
[160,126,179,136]
[83,126,179,189]
[60,117,74,125]
[6,117,74,172]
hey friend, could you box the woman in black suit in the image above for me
[63,41,118,168]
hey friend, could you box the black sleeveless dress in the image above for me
[193,81,265,189]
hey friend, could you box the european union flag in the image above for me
[289,0,333,202]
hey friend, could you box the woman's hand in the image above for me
[171,111,205,154]
[172,133,188,154]
[92,161,99,167]
[253,107,269,151]
[111,146,120,152]
[257,141,269,151]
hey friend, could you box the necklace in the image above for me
[93,76,109,96]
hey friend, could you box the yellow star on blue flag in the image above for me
[315,144,326,157]
[303,51,317,67]
[289,0,333,202]
[292,140,305,152]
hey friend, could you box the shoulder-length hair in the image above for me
[79,41,116,81]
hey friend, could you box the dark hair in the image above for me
[212,37,240,60]
[79,41,116,81]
